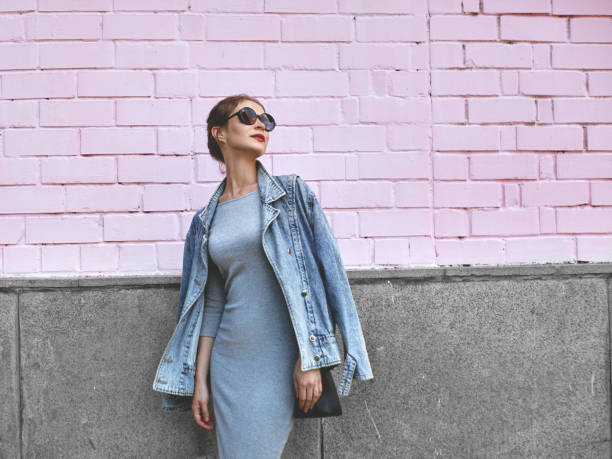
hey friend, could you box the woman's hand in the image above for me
[293,354,322,414]
[192,377,215,430]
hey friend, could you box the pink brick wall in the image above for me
[0,0,611,275]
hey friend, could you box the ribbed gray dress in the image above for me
[199,186,299,458]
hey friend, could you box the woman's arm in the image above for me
[195,336,214,385]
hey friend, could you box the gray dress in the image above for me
[199,186,299,458]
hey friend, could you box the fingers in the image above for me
[192,400,215,430]
[297,374,323,414]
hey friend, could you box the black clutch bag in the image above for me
[293,366,342,418]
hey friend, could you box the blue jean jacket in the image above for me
[152,159,374,411]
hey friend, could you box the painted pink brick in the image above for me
[115,0,188,11]
[519,71,586,96]
[116,99,190,126]
[1,71,75,99]
[330,211,358,238]
[430,43,463,69]
[25,13,101,40]
[395,182,430,207]
[435,239,505,266]
[388,125,430,151]
[81,127,155,155]
[104,214,178,241]
[505,184,520,207]
[102,13,178,39]
[78,70,153,97]
[155,71,197,97]
[360,209,431,237]
[462,0,479,13]
[374,238,410,265]
[588,126,612,150]
[143,184,187,211]
[0,101,37,127]
[589,72,612,96]
[42,245,79,272]
[158,127,193,155]
[592,181,612,205]
[465,44,532,69]
[0,15,24,41]
[434,154,467,180]
[540,155,555,180]
[553,0,612,15]
[319,182,393,208]
[118,157,191,183]
[281,16,352,42]
[190,42,263,69]
[468,98,535,123]
[116,42,189,69]
[277,70,348,97]
[0,186,64,214]
[188,184,217,209]
[266,0,336,13]
[356,16,427,42]
[357,153,429,179]
[429,0,462,13]
[506,237,575,264]
[200,70,275,97]
[339,0,426,14]
[337,238,371,266]
[360,97,430,123]
[3,246,39,273]
[0,43,37,70]
[570,18,612,43]
[517,126,583,151]
[267,98,340,125]
[432,71,499,96]
[40,100,114,127]
[502,71,519,95]
[432,98,465,123]
[5,128,79,156]
[39,42,113,69]
[553,45,612,69]
[557,208,612,233]
[0,158,38,184]
[80,244,118,272]
[38,0,112,11]
[274,154,345,180]
[66,185,140,212]
[577,237,612,261]
[314,126,385,152]
[557,154,612,178]
[42,157,115,184]
[179,14,205,41]
[554,99,612,123]
[157,242,183,270]
[27,215,102,243]
[533,44,551,69]
[522,181,589,206]
[540,207,556,233]
[409,237,436,264]
[265,44,336,70]
[206,14,280,41]
[339,44,415,70]
[430,15,497,41]
[433,126,500,151]
[537,100,554,123]
[483,0,550,13]
[470,154,539,180]
[434,182,502,208]
[0,217,25,244]
[472,208,539,236]
[434,209,469,237]
[500,16,567,42]
[118,244,157,271]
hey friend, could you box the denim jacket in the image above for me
[152,159,373,411]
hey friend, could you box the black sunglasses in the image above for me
[226,106,276,131]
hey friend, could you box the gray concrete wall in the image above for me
[1,263,611,458]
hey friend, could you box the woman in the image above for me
[153,93,374,458]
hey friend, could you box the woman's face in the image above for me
[214,100,270,160]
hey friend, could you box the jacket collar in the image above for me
[198,158,286,233]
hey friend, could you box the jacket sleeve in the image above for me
[176,218,196,323]
[296,176,374,396]
[199,258,226,337]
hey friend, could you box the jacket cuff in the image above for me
[337,353,357,396]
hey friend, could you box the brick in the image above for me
[1,71,76,99]
[3,246,39,273]
[158,127,193,155]
[117,156,191,183]
[395,182,431,207]
[570,18,612,43]
[0,14,25,40]
[360,97,430,123]
[38,0,112,11]
[116,42,189,69]
[25,13,101,40]
[557,153,612,178]
[433,126,500,151]
[470,154,538,180]
[41,157,115,184]
[504,183,520,207]
[156,242,183,270]
[506,237,574,264]
[355,16,427,42]
[500,16,566,42]
[483,0,550,13]
[465,44,532,68]
[517,126,583,151]
[519,71,586,96]
[557,208,612,233]
[103,13,178,39]
[27,215,102,243]
[523,181,589,206]
[199,70,275,97]
[357,153,429,179]
[430,16,497,41]
[501,71,519,95]
[432,98,465,123]
[114,0,188,10]
[267,126,311,153]
[432,70,499,95]
[434,182,502,208]
[116,99,190,126]
[80,244,118,272]
[553,45,612,69]
[0,186,64,214]
[577,237,612,262]
[143,184,187,211]
[104,214,178,241]
[281,16,352,42]
[589,72,612,96]
[338,0,427,14]
[553,0,612,15]
[154,71,197,97]
[0,157,38,185]
[374,238,410,265]
[81,127,155,155]
[430,43,463,69]
[5,128,79,157]
[588,126,612,150]
[472,208,539,236]
[0,0,36,11]
[190,0,260,12]
[0,101,37,127]
[118,244,157,271]
[359,209,431,236]
[0,43,37,70]
[189,42,263,68]
[318,181,393,208]
[554,98,612,123]
[206,14,280,41]
[0,217,25,244]
[39,41,113,69]
[265,44,336,70]
[78,70,153,97]
[429,0,462,13]
[42,245,79,272]
[267,98,340,126]
[433,154,467,180]
[468,98,535,123]
[313,125,385,152]
[40,100,114,127]
[434,209,469,237]
[66,185,140,212]
[435,239,505,266]
[592,181,612,205]
[179,14,204,41]
[339,44,414,70]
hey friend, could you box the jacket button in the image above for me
[310,335,316,342]
[313,354,320,361]
[287,248,291,254]
[301,290,307,296]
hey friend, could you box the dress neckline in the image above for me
[217,188,259,206]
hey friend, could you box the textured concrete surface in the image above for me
[1,263,612,458]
